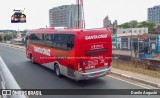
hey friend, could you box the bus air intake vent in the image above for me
[85,48,107,56]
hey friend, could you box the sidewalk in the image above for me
[0,43,25,50]
[111,68,160,88]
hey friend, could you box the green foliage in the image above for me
[139,21,156,32]
[4,35,12,40]
[118,20,156,33]
[119,22,130,28]
[118,20,138,28]
[0,34,16,41]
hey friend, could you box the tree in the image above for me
[118,20,138,28]
[156,25,160,32]
[118,22,130,28]
[129,20,138,28]
[4,35,12,41]
[118,20,156,33]
[139,21,156,33]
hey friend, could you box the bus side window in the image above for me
[53,34,75,50]
[44,34,52,47]
[53,34,62,49]
[30,34,38,40]
[44,34,50,41]
[67,35,75,50]
[50,34,54,42]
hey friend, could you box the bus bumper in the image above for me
[75,66,111,80]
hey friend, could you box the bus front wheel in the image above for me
[31,55,35,64]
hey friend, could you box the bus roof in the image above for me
[27,27,110,35]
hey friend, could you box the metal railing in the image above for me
[0,56,28,98]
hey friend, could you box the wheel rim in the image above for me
[56,65,60,76]
[31,57,34,63]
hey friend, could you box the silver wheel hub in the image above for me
[56,66,60,75]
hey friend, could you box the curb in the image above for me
[0,43,25,50]
[1,43,160,88]
[110,71,160,88]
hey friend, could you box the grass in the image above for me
[112,59,160,79]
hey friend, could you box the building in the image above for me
[103,16,111,28]
[148,5,160,25]
[112,37,121,49]
[49,4,85,28]
[16,32,22,38]
[103,16,118,34]
[112,34,158,58]
[113,27,148,37]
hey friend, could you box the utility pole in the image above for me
[76,0,85,29]
[77,0,80,28]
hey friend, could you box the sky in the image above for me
[0,0,160,30]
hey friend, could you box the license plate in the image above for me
[94,72,100,76]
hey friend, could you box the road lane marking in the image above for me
[121,74,132,78]
[108,75,151,89]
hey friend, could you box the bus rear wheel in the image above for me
[55,64,62,77]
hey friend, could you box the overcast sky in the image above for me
[0,0,160,30]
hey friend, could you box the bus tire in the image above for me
[30,55,35,64]
[55,64,62,77]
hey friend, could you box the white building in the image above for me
[114,27,148,37]
[16,32,22,38]
[49,4,85,28]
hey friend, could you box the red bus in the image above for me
[25,27,112,80]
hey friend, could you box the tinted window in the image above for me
[53,34,75,50]
[29,33,75,51]
[44,34,51,41]
[29,34,38,40]
[29,33,44,45]
[54,34,62,42]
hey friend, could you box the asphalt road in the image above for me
[0,45,159,98]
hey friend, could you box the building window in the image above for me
[122,42,128,48]
[139,30,142,34]
[129,30,132,33]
